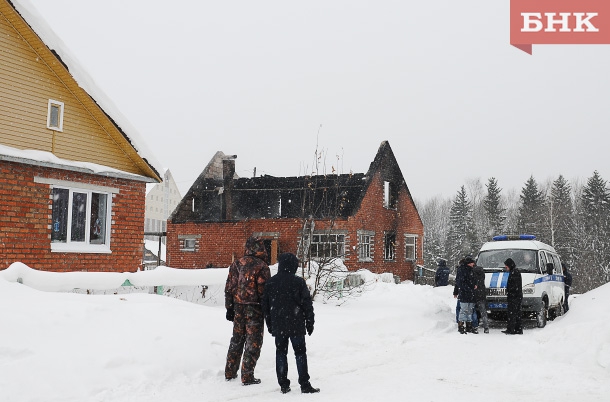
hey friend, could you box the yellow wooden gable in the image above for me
[0,1,161,182]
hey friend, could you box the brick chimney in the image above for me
[222,156,236,220]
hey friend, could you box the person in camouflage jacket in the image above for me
[224,236,271,385]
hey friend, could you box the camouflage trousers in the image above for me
[225,304,264,382]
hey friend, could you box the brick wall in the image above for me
[166,219,305,268]
[344,171,424,281]
[0,160,146,272]
[167,171,424,281]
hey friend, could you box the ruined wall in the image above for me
[166,171,424,281]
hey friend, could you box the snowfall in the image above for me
[1,262,609,402]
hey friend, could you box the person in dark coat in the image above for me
[472,263,489,334]
[503,258,523,335]
[435,259,450,287]
[262,253,319,394]
[224,237,271,385]
[453,259,479,328]
[453,256,478,334]
[562,262,573,312]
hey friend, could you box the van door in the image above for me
[551,253,565,306]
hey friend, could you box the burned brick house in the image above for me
[166,141,423,281]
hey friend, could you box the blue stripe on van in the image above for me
[490,272,509,288]
[500,272,509,288]
[490,272,499,288]
[533,275,565,284]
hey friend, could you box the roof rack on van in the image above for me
[492,234,536,241]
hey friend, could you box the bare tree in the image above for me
[296,143,368,302]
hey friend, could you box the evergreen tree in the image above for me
[548,175,574,263]
[445,186,478,267]
[483,177,506,238]
[517,176,547,241]
[580,171,610,287]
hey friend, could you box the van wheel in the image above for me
[549,299,564,321]
[556,300,564,317]
[536,300,548,328]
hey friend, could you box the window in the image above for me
[183,239,196,250]
[51,186,111,252]
[383,181,398,209]
[179,234,200,252]
[308,232,345,260]
[357,230,374,262]
[47,99,64,131]
[384,232,396,261]
[404,234,417,260]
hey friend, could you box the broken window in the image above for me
[383,181,398,209]
[384,232,396,261]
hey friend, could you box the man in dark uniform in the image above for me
[263,253,320,394]
[562,262,573,312]
[224,237,271,385]
[435,258,450,287]
[503,258,523,335]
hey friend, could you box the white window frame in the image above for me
[50,185,112,254]
[357,230,374,262]
[404,234,418,261]
[308,231,346,261]
[183,238,197,251]
[179,234,201,252]
[47,99,64,131]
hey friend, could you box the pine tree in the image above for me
[548,175,574,263]
[579,171,610,287]
[445,186,478,267]
[483,177,506,238]
[517,176,547,241]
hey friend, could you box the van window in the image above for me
[552,254,562,275]
[539,252,549,274]
[477,249,538,273]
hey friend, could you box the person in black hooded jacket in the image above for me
[503,257,523,335]
[453,256,478,334]
[262,253,319,394]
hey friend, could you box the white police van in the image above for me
[476,235,565,328]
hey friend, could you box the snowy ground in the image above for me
[1,264,609,402]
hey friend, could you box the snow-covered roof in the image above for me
[0,144,149,181]
[8,0,164,179]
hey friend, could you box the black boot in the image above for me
[301,383,320,394]
[458,321,466,334]
[465,322,473,334]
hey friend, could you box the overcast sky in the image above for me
[26,0,610,201]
